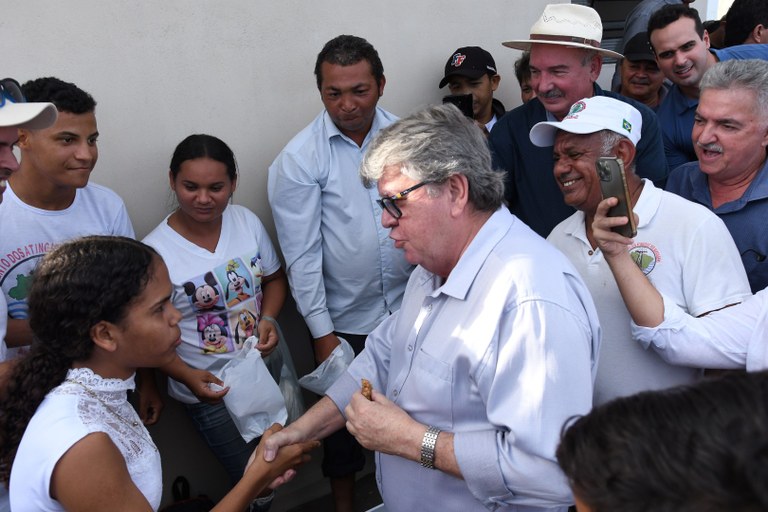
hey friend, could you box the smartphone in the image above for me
[442,94,474,119]
[596,157,637,238]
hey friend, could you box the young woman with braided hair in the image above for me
[0,236,316,511]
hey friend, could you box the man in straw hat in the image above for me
[0,76,57,512]
[489,3,668,238]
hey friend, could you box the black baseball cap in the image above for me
[439,46,498,88]
[623,32,655,62]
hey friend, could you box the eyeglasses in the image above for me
[0,78,25,108]
[376,181,429,219]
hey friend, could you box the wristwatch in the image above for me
[420,425,441,469]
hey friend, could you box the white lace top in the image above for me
[9,368,162,511]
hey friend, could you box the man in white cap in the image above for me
[531,95,750,406]
[0,79,57,355]
[0,76,57,512]
[489,3,668,238]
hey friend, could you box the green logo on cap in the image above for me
[622,119,632,133]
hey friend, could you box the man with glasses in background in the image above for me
[268,35,412,511]
[264,104,601,512]
[0,77,57,512]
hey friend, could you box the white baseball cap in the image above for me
[0,79,57,129]
[529,96,642,147]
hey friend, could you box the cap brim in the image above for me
[438,69,488,88]
[0,102,58,129]
[529,120,608,147]
[502,39,624,60]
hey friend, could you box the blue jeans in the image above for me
[184,401,271,511]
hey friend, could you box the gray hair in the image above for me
[360,103,504,212]
[700,59,768,118]
[598,130,636,174]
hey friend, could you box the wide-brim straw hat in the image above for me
[502,3,623,59]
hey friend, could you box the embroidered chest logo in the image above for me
[628,242,661,275]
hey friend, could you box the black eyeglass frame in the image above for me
[376,181,430,219]
[0,78,25,108]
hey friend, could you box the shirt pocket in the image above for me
[409,349,454,429]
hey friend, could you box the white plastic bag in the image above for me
[262,321,306,424]
[298,337,355,395]
[217,336,287,442]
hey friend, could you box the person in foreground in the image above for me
[0,236,317,511]
[591,194,768,371]
[557,371,768,511]
[264,103,601,511]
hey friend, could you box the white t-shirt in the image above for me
[0,183,134,361]
[548,180,752,405]
[10,368,162,511]
[143,205,281,403]
[0,293,7,362]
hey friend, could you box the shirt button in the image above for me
[393,389,399,397]
[426,304,433,312]
[588,250,594,256]
[408,345,413,351]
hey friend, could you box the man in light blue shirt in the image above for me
[267,35,412,511]
[265,104,601,511]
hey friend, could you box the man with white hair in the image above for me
[264,103,601,511]
[533,95,751,405]
[489,3,667,238]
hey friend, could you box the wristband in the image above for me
[261,315,278,325]
[420,425,441,469]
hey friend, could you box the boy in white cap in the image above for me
[0,76,57,512]
[534,95,750,406]
[489,3,668,238]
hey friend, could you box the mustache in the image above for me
[628,78,652,86]
[539,88,565,99]
[696,141,723,153]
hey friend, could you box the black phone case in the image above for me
[442,94,474,119]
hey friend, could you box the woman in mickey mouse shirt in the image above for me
[143,134,288,507]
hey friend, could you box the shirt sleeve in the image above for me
[631,290,768,370]
[112,201,135,239]
[248,210,281,276]
[453,298,594,507]
[327,312,395,413]
[268,150,333,338]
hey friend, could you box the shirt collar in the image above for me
[324,107,382,149]
[435,208,513,300]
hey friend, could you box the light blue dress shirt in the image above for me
[328,209,601,511]
[268,107,413,338]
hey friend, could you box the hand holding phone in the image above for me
[596,157,637,238]
[442,94,474,119]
